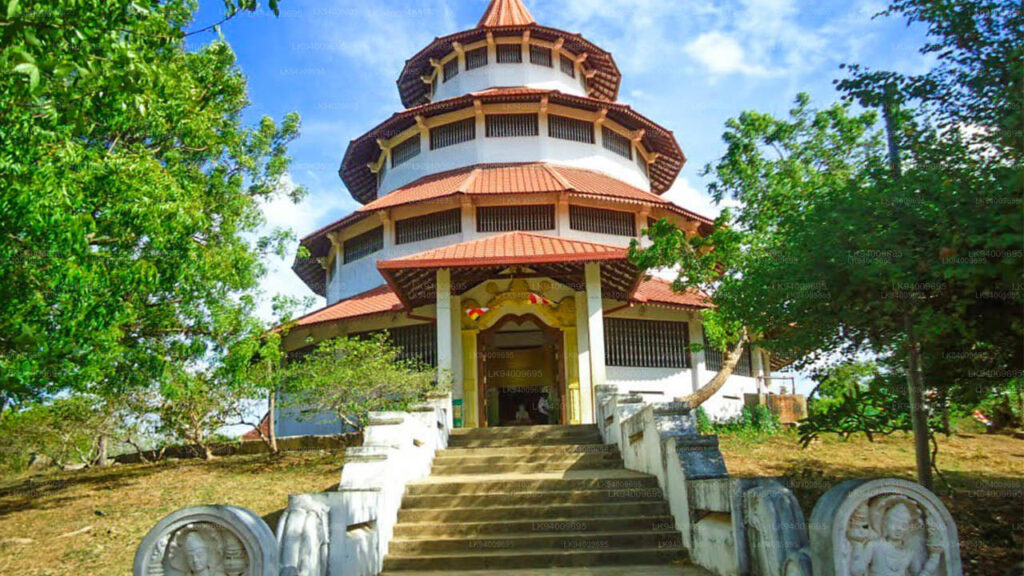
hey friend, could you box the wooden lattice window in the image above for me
[605,319,691,368]
[443,58,459,81]
[602,126,633,160]
[430,118,476,150]
[352,324,437,368]
[486,114,539,138]
[391,135,421,168]
[530,45,553,67]
[477,204,555,232]
[343,226,383,264]
[703,328,754,377]
[395,209,462,245]
[497,44,523,63]
[466,47,488,70]
[570,205,637,237]
[548,115,594,144]
[560,54,576,77]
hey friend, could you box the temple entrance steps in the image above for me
[381,425,706,575]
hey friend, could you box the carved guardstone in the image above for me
[134,506,278,576]
[808,479,962,576]
[277,495,330,576]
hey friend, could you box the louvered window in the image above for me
[430,118,476,150]
[343,226,383,264]
[602,126,633,160]
[477,205,555,232]
[497,44,523,63]
[466,47,488,70]
[530,45,553,67]
[548,115,594,144]
[570,205,637,237]
[353,324,437,368]
[605,319,691,368]
[560,54,576,77]
[703,329,754,377]
[443,58,459,81]
[486,114,539,138]
[395,209,462,245]
[391,135,421,168]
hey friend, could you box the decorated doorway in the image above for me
[477,314,566,427]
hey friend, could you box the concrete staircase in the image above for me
[381,425,703,575]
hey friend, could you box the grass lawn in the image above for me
[719,431,1024,576]
[0,451,342,576]
[0,434,1019,576]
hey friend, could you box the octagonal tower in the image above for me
[284,0,771,434]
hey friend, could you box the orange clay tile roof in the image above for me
[341,89,683,203]
[478,0,536,27]
[378,231,628,270]
[290,284,403,328]
[359,163,696,213]
[288,275,709,330]
[631,276,713,310]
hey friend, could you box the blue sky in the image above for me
[188,0,931,388]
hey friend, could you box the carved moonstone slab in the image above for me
[809,479,962,576]
[134,505,278,576]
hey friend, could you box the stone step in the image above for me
[432,451,622,468]
[436,444,618,459]
[447,436,603,448]
[393,516,679,539]
[450,425,600,438]
[382,546,688,572]
[401,487,665,509]
[405,476,658,496]
[430,458,623,475]
[381,567,709,576]
[389,530,683,555]
[397,501,670,523]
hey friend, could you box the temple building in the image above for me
[281,0,777,434]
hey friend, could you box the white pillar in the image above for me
[575,291,593,423]
[688,314,706,395]
[436,269,454,385]
[751,344,765,394]
[556,195,570,236]
[460,197,475,242]
[584,263,606,422]
[450,294,463,393]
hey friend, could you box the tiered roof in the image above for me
[341,87,685,204]
[295,163,713,296]
[478,0,536,27]
[289,275,712,330]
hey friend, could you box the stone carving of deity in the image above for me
[161,523,241,576]
[276,495,330,576]
[135,506,277,576]
[846,496,945,576]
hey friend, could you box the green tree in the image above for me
[631,0,1022,489]
[220,296,313,454]
[286,335,439,431]
[0,1,303,415]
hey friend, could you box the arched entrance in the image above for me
[477,314,566,427]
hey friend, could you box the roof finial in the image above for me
[477,0,536,28]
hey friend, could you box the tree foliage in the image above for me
[0,1,303,412]
[630,0,1022,487]
[286,335,439,431]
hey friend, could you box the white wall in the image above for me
[432,59,586,102]
[379,123,650,196]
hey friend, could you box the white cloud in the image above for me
[686,32,768,76]
[253,174,354,322]
[663,176,734,220]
